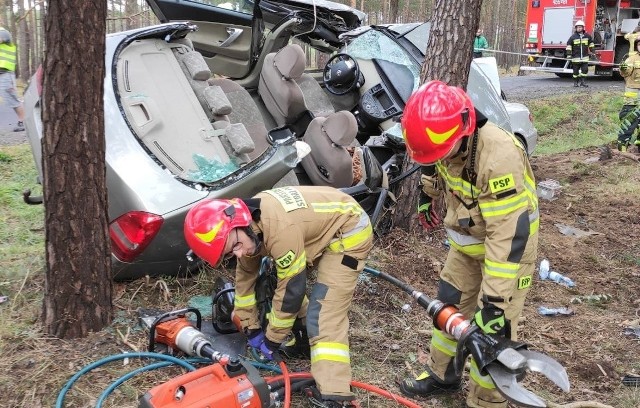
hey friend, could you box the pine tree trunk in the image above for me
[389,0,399,23]
[41,0,112,339]
[392,0,483,230]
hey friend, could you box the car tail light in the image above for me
[529,113,534,123]
[109,211,164,262]
[35,65,43,97]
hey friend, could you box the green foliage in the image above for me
[529,92,624,156]
[0,145,44,283]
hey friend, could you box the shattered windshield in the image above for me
[344,30,421,92]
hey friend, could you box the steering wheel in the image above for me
[323,53,363,95]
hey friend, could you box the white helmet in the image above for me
[575,20,585,28]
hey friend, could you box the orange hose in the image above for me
[265,372,421,408]
[279,361,291,408]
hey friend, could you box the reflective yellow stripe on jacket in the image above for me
[276,251,307,279]
[446,228,485,256]
[435,162,481,199]
[321,209,372,252]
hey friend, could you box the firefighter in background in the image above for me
[566,20,594,87]
[398,81,539,408]
[184,186,373,408]
[616,39,640,152]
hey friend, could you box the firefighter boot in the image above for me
[279,318,310,359]
[618,141,628,152]
[580,77,588,87]
[574,78,579,87]
[399,371,462,398]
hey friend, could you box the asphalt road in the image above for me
[0,103,26,146]
[501,72,623,103]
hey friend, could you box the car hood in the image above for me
[261,0,365,51]
[271,0,366,23]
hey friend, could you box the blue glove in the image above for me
[247,329,280,361]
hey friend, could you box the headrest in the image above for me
[204,85,232,116]
[181,50,212,81]
[274,44,306,80]
[322,111,358,146]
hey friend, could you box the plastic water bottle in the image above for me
[538,259,576,288]
[537,306,574,316]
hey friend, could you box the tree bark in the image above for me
[392,0,483,230]
[389,0,399,24]
[41,0,112,339]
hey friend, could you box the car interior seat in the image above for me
[300,110,358,188]
[259,43,334,131]
[208,77,272,160]
[171,43,257,165]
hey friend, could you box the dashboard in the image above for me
[357,58,415,126]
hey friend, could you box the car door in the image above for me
[147,0,260,79]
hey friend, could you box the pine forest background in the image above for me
[2,0,529,83]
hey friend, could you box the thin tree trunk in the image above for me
[41,0,112,339]
[389,0,399,24]
[393,0,483,230]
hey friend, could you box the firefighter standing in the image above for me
[617,39,640,152]
[566,20,594,87]
[184,186,373,408]
[473,29,489,58]
[398,81,539,408]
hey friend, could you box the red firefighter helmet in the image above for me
[401,80,476,164]
[184,198,252,267]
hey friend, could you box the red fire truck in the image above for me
[521,0,640,78]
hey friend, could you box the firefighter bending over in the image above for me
[398,81,539,408]
[566,20,594,88]
[184,186,373,408]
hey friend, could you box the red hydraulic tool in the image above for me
[139,308,271,408]
[363,267,570,408]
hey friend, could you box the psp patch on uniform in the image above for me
[489,173,515,194]
[265,187,308,212]
[275,250,296,269]
[518,275,532,290]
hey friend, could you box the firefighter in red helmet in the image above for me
[399,81,539,408]
[184,186,373,408]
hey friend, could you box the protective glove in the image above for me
[473,303,508,337]
[247,329,281,361]
[454,325,527,377]
[417,190,440,231]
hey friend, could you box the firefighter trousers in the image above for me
[307,235,372,400]
[618,104,640,148]
[426,248,534,408]
[572,61,588,78]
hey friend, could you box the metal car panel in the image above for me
[147,0,255,78]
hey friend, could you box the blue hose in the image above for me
[95,357,211,408]
[59,352,283,408]
[56,352,196,408]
